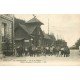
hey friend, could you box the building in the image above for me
[43,32,51,47]
[0,14,14,56]
[42,32,56,47]
[14,16,44,49]
[54,39,67,49]
[26,16,44,47]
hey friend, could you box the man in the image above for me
[28,46,33,57]
[64,46,70,57]
[45,46,50,56]
[61,48,64,56]
[50,46,53,56]
[32,45,36,57]
[16,46,20,57]
[25,48,28,56]
[79,46,80,52]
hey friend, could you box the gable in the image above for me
[14,26,29,40]
[19,24,37,35]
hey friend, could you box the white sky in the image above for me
[15,14,80,47]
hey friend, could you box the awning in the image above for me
[14,38,24,40]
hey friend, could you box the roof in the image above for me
[14,18,26,29]
[14,17,44,36]
[43,32,51,39]
[26,17,44,25]
[19,23,37,35]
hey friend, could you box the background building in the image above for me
[14,16,44,49]
[0,14,14,56]
[42,32,56,47]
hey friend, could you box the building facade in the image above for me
[0,14,14,56]
[14,17,44,49]
[26,16,44,47]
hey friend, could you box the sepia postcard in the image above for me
[0,14,80,66]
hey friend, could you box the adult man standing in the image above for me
[79,46,80,52]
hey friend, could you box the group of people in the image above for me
[15,46,42,57]
[42,46,70,57]
[15,45,70,57]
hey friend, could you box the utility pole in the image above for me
[48,18,49,35]
[12,14,15,55]
[0,15,2,55]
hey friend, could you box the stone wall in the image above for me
[0,14,13,54]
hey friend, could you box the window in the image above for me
[1,23,7,42]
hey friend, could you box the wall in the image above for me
[0,15,13,54]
